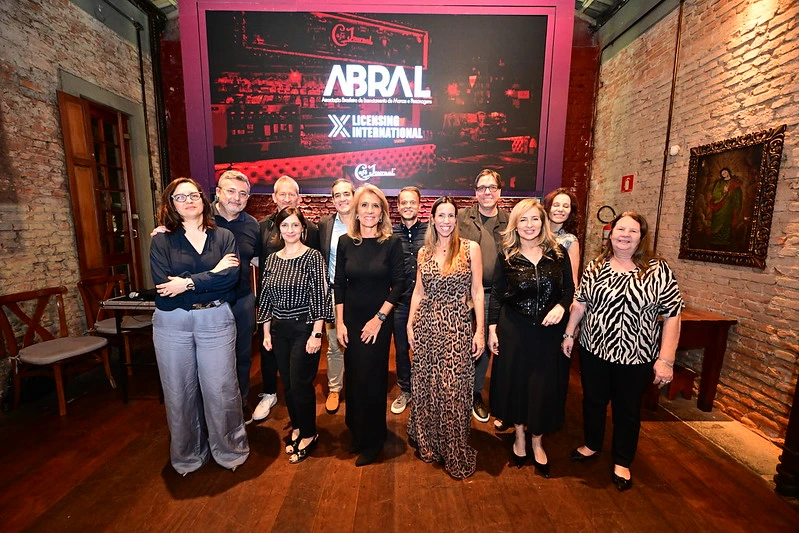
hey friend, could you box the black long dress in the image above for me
[488,247,574,434]
[334,235,405,453]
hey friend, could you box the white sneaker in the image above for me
[390,391,411,414]
[253,393,277,421]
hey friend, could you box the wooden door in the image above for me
[57,91,143,287]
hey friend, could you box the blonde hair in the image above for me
[348,184,393,244]
[501,199,562,261]
[422,196,465,276]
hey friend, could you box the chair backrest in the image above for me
[0,286,70,358]
[77,274,128,329]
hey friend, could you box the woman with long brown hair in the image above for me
[150,177,249,475]
[407,197,484,479]
[562,212,683,491]
[335,184,405,466]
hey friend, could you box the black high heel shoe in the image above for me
[612,472,633,491]
[289,434,318,464]
[512,450,527,469]
[532,458,550,478]
[285,433,301,455]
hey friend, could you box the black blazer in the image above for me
[318,213,335,264]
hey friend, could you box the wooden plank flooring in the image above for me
[1,350,797,533]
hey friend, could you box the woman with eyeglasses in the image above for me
[257,207,333,464]
[150,177,249,475]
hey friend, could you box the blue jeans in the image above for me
[392,301,412,394]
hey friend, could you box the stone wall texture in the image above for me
[587,0,798,443]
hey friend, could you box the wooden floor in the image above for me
[1,346,797,533]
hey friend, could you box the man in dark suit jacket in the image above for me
[317,179,355,415]
[252,175,320,422]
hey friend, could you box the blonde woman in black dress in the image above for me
[488,199,573,476]
[335,184,405,467]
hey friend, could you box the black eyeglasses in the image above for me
[475,185,499,193]
[171,192,202,203]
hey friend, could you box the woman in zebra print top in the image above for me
[561,212,683,492]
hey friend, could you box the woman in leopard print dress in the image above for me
[407,197,485,479]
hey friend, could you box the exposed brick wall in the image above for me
[245,193,519,225]
[563,19,600,266]
[0,1,159,334]
[587,0,798,443]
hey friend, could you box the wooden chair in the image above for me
[77,274,152,376]
[0,286,115,416]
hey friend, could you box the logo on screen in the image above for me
[331,24,374,47]
[323,64,431,99]
[328,114,423,140]
[354,164,397,182]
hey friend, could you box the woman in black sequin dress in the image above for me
[488,199,574,474]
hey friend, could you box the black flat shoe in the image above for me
[512,450,527,469]
[355,446,380,467]
[612,472,633,492]
[570,447,598,462]
[533,459,550,478]
[289,434,318,464]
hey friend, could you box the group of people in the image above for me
[149,168,683,490]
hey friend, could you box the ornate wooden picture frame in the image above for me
[679,125,785,269]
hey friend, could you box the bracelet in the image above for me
[562,333,575,339]
[657,357,674,368]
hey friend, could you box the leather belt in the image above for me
[192,300,225,310]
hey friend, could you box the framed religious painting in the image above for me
[679,124,785,269]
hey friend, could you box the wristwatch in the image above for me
[185,278,195,291]
[313,332,323,338]
[376,311,387,322]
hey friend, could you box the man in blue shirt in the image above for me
[213,170,261,424]
[317,179,355,414]
[390,186,427,415]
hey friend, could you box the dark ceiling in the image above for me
[147,1,628,29]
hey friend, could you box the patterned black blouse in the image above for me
[575,258,683,364]
[257,248,333,324]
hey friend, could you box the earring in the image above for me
[355,214,359,220]
[379,217,383,223]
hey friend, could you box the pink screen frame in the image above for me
[179,0,574,196]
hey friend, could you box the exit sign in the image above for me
[621,174,634,193]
